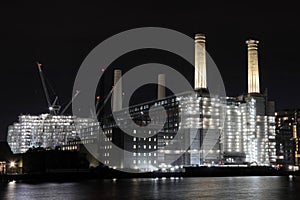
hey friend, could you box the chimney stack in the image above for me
[246,39,260,94]
[194,33,207,90]
[112,69,122,112]
[157,74,166,100]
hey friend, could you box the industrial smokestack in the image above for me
[112,69,122,112]
[246,39,260,94]
[157,74,166,100]
[194,33,207,90]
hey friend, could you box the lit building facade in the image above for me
[275,110,300,167]
[7,114,99,154]
[99,91,276,171]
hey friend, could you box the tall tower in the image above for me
[194,33,207,90]
[112,69,122,112]
[246,39,260,94]
[157,74,166,100]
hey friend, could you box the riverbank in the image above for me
[1,166,299,183]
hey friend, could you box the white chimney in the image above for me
[112,69,122,112]
[157,74,166,100]
[246,39,260,94]
[194,33,207,90]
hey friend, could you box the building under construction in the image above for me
[7,34,277,172]
[99,34,277,171]
[7,63,99,154]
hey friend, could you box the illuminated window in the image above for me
[133,145,136,149]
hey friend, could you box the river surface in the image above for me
[1,176,300,199]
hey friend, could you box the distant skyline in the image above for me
[1,1,300,140]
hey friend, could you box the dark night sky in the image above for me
[1,1,300,141]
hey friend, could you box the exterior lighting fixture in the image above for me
[9,161,15,168]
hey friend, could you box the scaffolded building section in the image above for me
[7,114,99,154]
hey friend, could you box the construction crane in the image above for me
[36,62,79,115]
[60,90,80,115]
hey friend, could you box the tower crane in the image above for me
[36,62,79,115]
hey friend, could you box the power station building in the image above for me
[99,34,277,171]
[7,34,277,171]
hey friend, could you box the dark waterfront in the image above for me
[1,176,300,200]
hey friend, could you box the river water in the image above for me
[1,176,300,199]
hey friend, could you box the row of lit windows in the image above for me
[133,137,157,142]
[133,145,157,149]
[133,160,157,164]
[104,145,112,149]
[133,152,157,157]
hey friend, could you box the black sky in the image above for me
[1,1,300,140]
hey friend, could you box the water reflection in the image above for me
[1,176,300,200]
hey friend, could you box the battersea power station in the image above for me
[98,34,277,171]
[7,34,277,172]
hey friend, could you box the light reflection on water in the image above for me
[1,176,300,200]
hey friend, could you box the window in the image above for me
[133,145,136,149]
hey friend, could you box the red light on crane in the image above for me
[96,96,100,100]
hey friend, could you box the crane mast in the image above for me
[36,62,60,115]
